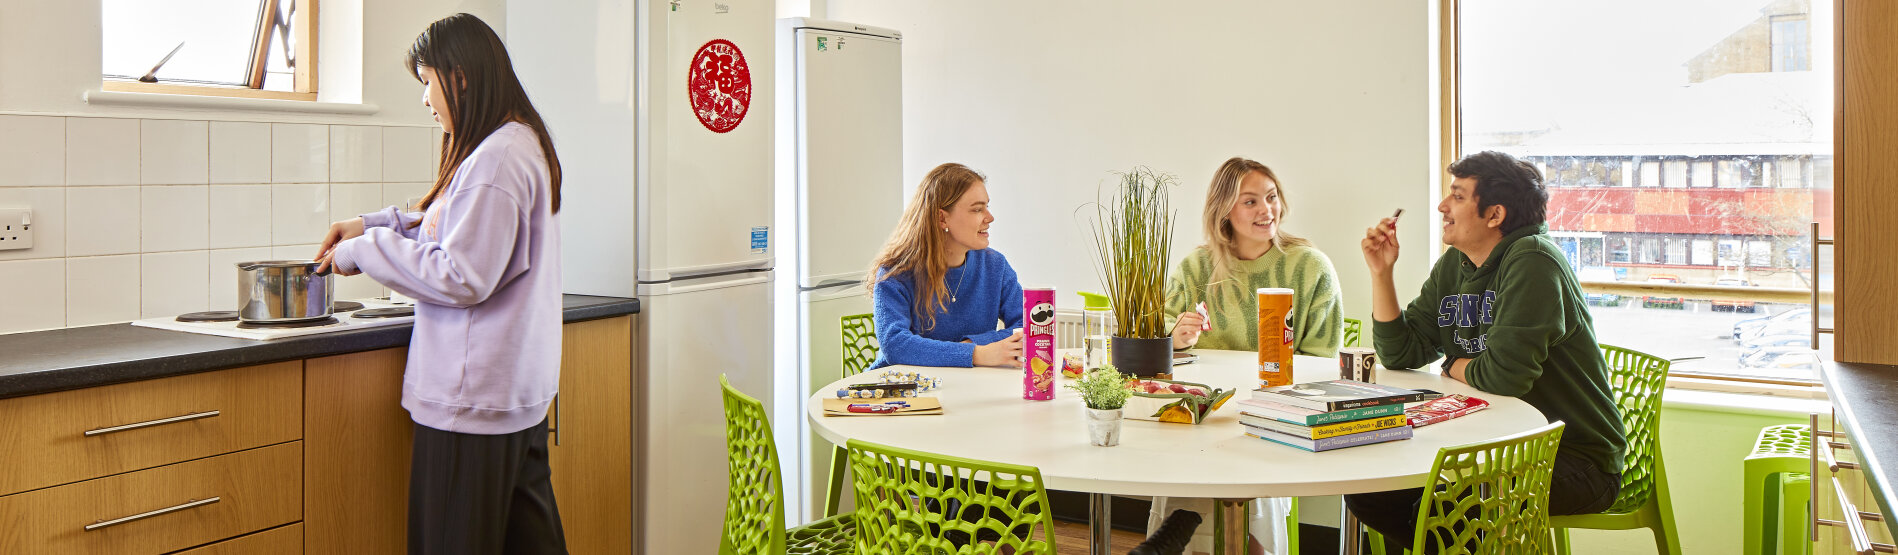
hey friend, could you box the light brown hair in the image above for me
[865,163,988,332]
[1201,157,1311,297]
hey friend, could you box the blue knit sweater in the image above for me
[870,249,1025,369]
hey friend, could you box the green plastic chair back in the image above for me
[845,438,1058,554]
[720,375,854,555]
[1548,345,1681,555]
[841,313,879,378]
[1410,421,1566,554]
[1342,317,1364,348]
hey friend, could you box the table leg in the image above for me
[1214,498,1249,555]
[1089,493,1112,555]
[1340,503,1361,555]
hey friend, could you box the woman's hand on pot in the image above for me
[314,250,359,276]
[315,218,366,263]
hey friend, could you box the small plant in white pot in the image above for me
[1068,365,1132,446]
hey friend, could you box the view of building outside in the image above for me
[1462,0,1832,381]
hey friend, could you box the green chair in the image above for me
[1743,424,1813,555]
[1342,317,1363,348]
[719,375,855,555]
[844,438,1058,554]
[824,313,880,519]
[1549,345,1681,555]
[1406,421,1569,554]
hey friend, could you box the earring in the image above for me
[943,227,949,232]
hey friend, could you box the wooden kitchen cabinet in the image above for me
[174,523,305,555]
[550,315,637,555]
[302,316,636,554]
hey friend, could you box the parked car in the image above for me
[1740,333,1813,350]
[1711,278,1757,313]
[1641,274,1684,309]
[1733,308,1812,341]
[1576,267,1621,307]
[1739,346,1824,370]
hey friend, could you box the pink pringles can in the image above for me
[1023,287,1057,400]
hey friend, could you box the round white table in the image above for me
[807,349,1547,554]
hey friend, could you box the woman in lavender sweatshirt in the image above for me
[313,14,567,554]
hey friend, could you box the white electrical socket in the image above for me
[0,208,33,251]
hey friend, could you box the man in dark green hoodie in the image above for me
[1346,151,1628,548]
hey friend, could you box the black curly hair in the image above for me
[1448,150,1547,234]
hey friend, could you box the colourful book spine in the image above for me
[1234,399,1405,426]
[1244,424,1414,452]
[1243,414,1410,440]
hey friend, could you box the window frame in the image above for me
[100,0,319,102]
[1441,0,1833,386]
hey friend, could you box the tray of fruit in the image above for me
[1124,378,1234,424]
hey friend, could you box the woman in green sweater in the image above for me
[1166,157,1344,357]
[1148,157,1344,555]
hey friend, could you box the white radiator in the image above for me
[1052,309,1115,349]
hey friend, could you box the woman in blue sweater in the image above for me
[865,163,1024,369]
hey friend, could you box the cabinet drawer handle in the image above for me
[84,497,220,531]
[83,410,220,437]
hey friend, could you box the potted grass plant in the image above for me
[1085,167,1178,377]
[1068,365,1132,446]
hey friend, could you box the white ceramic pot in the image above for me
[1085,407,1123,447]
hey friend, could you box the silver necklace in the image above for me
[950,265,970,303]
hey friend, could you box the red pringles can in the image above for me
[1023,287,1057,400]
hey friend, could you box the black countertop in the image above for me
[0,295,638,400]
[1821,360,1898,540]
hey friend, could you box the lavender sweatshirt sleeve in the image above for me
[361,206,426,240]
[331,185,528,308]
[873,276,977,367]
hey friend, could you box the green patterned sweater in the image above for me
[1163,244,1344,356]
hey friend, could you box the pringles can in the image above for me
[1256,288,1295,388]
[1023,287,1057,400]
[1339,347,1378,383]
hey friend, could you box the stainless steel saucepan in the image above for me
[236,260,333,323]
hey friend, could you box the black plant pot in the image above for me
[1111,336,1174,378]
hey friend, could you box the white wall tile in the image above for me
[331,182,385,222]
[330,125,383,183]
[0,115,65,187]
[207,247,272,310]
[383,182,430,213]
[210,122,272,184]
[140,185,209,252]
[140,120,209,185]
[0,187,66,261]
[272,183,329,247]
[140,250,208,317]
[271,124,328,183]
[383,127,434,182]
[0,258,65,333]
[66,255,140,326]
[335,274,384,301]
[209,185,272,248]
[271,244,321,260]
[65,186,140,256]
[66,118,140,186]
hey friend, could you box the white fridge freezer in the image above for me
[773,18,904,523]
[509,0,777,553]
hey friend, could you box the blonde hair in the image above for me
[866,163,988,332]
[1201,157,1311,298]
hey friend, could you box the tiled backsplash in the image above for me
[0,114,441,334]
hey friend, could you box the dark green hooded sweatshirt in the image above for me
[1373,223,1628,474]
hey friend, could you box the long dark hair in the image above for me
[406,13,562,221]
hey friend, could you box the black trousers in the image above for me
[408,418,569,555]
[1344,449,1620,554]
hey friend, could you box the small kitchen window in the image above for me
[101,0,317,101]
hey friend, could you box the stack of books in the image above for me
[1237,380,1430,452]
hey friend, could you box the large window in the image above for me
[101,0,317,101]
[1460,0,1832,382]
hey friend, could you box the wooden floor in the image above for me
[1051,518,1145,554]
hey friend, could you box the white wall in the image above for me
[0,0,505,124]
[0,0,504,333]
[823,0,1445,327]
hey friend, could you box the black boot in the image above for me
[1128,509,1202,555]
